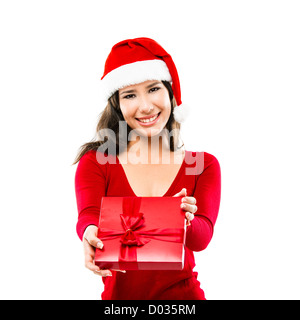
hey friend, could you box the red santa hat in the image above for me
[100,37,189,123]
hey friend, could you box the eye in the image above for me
[123,94,135,99]
[149,87,160,93]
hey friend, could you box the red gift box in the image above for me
[94,196,186,270]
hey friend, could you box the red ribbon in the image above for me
[98,197,184,269]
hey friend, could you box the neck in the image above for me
[126,130,174,165]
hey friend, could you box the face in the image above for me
[118,80,171,137]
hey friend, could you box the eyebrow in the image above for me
[119,81,162,96]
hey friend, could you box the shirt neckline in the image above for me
[116,150,186,197]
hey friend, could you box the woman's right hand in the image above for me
[83,225,126,276]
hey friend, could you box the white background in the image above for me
[0,0,299,300]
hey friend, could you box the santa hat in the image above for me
[100,37,189,123]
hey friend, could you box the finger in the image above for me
[83,239,100,272]
[84,250,100,272]
[185,212,195,222]
[181,203,198,214]
[185,212,194,226]
[86,235,104,249]
[94,269,112,277]
[181,196,196,205]
[83,237,96,257]
[173,188,187,197]
[86,260,100,272]
[111,269,126,273]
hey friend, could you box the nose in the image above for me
[138,95,153,113]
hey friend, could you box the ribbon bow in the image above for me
[120,212,150,246]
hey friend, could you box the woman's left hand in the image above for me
[173,188,197,226]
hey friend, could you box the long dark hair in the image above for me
[73,81,183,164]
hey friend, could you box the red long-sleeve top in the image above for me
[75,150,221,300]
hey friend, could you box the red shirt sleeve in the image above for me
[185,153,221,251]
[75,150,106,240]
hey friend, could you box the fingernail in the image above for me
[181,203,186,208]
[97,242,104,249]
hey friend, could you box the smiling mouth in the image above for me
[136,112,160,123]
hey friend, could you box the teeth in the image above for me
[138,113,159,123]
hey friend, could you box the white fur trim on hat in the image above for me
[173,103,189,123]
[101,59,172,100]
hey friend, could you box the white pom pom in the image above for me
[173,103,189,123]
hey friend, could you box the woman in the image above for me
[74,37,221,300]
